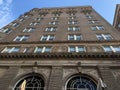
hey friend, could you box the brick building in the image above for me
[0,6,120,90]
[113,4,120,31]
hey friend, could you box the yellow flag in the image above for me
[20,80,26,90]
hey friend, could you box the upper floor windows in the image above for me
[68,21,78,25]
[103,45,120,53]
[35,18,43,21]
[51,17,59,20]
[45,27,57,32]
[23,27,35,32]
[29,22,40,26]
[1,47,20,53]
[19,18,24,22]
[68,16,76,20]
[91,26,104,30]
[68,46,85,53]
[40,35,55,41]
[68,26,80,31]
[49,21,58,25]
[0,28,12,34]
[13,35,29,41]
[12,23,19,27]
[68,34,82,41]
[88,20,99,24]
[96,34,113,40]
[34,46,51,53]
[86,15,94,19]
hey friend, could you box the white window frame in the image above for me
[40,35,55,41]
[29,22,40,26]
[68,26,80,31]
[13,35,29,41]
[88,20,99,24]
[23,28,35,32]
[96,34,112,40]
[91,26,104,30]
[68,21,78,25]
[103,46,120,52]
[1,47,20,53]
[34,46,51,53]
[45,27,57,31]
[68,34,82,40]
[68,46,86,52]
[49,21,58,25]
[0,28,12,34]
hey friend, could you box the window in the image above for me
[68,16,76,20]
[86,15,94,19]
[45,27,57,31]
[12,23,19,27]
[19,18,24,22]
[40,35,55,41]
[68,46,85,52]
[68,34,82,40]
[96,34,113,40]
[66,75,97,90]
[29,22,40,26]
[68,21,78,25]
[14,75,44,90]
[88,20,99,24]
[0,28,12,34]
[23,48,30,53]
[1,47,20,53]
[68,26,80,31]
[35,18,43,21]
[91,26,104,30]
[13,35,29,41]
[51,17,59,20]
[23,28,35,32]
[49,21,58,25]
[103,45,120,52]
[34,46,51,53]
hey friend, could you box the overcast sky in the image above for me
[0,0,120,28]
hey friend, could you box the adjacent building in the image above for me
[0,6,120,90]
[113,4,120,31]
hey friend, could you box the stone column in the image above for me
[48,66,63,90]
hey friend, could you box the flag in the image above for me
[20,80,26,90]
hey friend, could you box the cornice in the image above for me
[0,52,120,60]
[0,40,120,45]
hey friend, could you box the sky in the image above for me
[0,0,120,28]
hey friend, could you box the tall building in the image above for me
[113,4,120,30]
[0,6,120,90]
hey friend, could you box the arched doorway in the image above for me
[13,74,45,90]
[66,74,97,90]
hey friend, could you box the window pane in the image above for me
[103,46,112,52]
[69,47,75,52]
[113,46,120,52]
[78,46,85,52]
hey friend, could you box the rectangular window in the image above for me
[91,26,104,30]
[68,26,80,31]
[68,21,78,25]
[88,20,99,24]
[103,46,120,52]
[1,47,20,53]
[13,35,29,41]
[29,22,40,26]
[68,16,76,20]
[51,17,59,20]
[12,23,19,27]
[40,35,55,41]
[0,28,12,34]
[23,28,35,32]
[35,18,43,21]
[23,48,30,53]
[49,21,58,25]
[34,46,51,53]
[86,15,94,19]
[45,27,57,31]
[19,18,24,22]
[96,34,112,40]
[68,46,85,52]
[68,34,82,40]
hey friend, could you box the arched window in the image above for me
[14,74,45,90]
[66,75,97,90]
